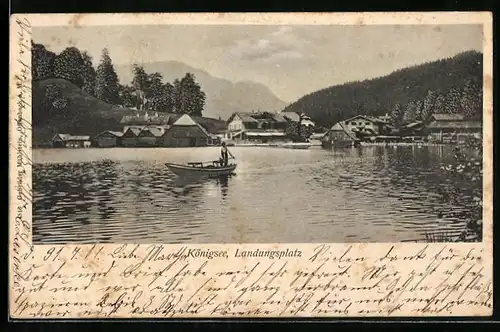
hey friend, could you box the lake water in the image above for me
[32,146,478,244]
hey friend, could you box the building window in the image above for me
[351,122,357,125]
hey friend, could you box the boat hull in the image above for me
[166,163,237,177]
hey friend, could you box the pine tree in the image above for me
[390,103,404,127]
[81,51,96,96]
[53,47,85,87]
[433,94,446,114]
[444,87,462,114]
[172,79,182,113]
[131,64,149,94]
[163,82,175,112]
[146,72,165,112]
[32,42,56,80]
[95,48,120,105]
[420,89,436,121]
[403,100,419,124]
[460,78,482,119]
[177,73,205,115]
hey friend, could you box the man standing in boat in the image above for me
[220,142,234,166]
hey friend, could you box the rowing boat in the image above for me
[166,160,237,177]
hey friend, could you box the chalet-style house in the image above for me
[225,111,316,142]
[52,134,91,148]
[330,115,391,137]
[226,111,289,142]
[426,113,482,143]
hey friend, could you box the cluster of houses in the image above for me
[51,111,314,148]
[51,109,481,149]
[216,111,315,143]
[52,113,216,148]
[324,113,482,147]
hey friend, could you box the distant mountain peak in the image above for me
[115,61,287,119]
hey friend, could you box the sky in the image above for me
[33,24,483,102]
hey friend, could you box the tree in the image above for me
[420,89,436,121]
[95,48,120,104]
[390,103,404,127]
[81,51,96,96]
[147,72,164,97]
[444,87,462,114]
[163,82,175,111]
[32,42,56,80]
[460,78,482,119]
[177,73,205,115]
[131,64,149,91]
[433,94,446,114]
[403,100,420,124]
[172,79,182,112]
[53,47,85,87]
[118,84,136,108]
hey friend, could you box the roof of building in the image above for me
[120,113,170,125]
[330,122,350,131]
[170,114,211,137]
[138,127,164,137]
[271,112,288,123]
[342,115,388,124]
[52,134,70,141]
[173,114,198,126]
[431,113,466,121]
[280,112,313,123]
[228,111,291,124]
[52,134,91,141]
[427,120,482,129]
[123,127,142,136]
[404,121,425,129]
[228,112,259,123]
[148,127,165,137]
[280,112,300,122]
[94,130,124,138]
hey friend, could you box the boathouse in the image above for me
[52,134,92,148]
[137,127,165,147]
[121,127,142,147]
[93,131,123,148]
[426,113,482,143]
[161,114,212,147]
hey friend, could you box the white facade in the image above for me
[228,116,245,131]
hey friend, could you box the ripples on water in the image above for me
[32,146,480,244]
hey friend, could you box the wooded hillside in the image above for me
[283,51,483,128]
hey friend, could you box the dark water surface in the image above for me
[32,146,478,244]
